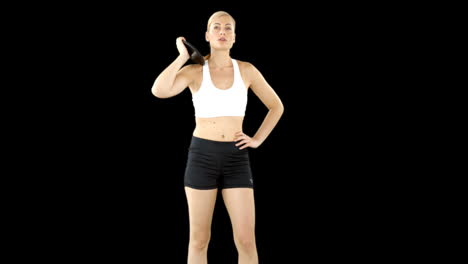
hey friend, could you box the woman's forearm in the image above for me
[252,105,284,146]
[151,55,188,98]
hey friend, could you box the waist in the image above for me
[193,116,243,142]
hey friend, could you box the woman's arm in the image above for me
[151,37,192,98]
[235,63,284,149]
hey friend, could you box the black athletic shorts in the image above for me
[184,136,254,190]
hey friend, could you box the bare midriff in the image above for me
[193,116,244,142]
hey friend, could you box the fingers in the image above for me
[234,133,248,142]
[234,131,246,139]
[176,37,190,59]
[234,131,251,149]
[235,135,248,142]
[235,139,249,147]
[238,142,250,150]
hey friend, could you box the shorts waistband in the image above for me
[189,136,243,153]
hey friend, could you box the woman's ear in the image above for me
[205,32,209,42]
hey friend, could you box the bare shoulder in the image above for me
[236,60,255,72]
[236,59,282,109]
[236,60,260,82]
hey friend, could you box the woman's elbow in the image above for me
[278,104,284,116]
[276,100,284,113]
[270,102,284,115]
[152,87,170,99]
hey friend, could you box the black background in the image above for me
[20,3,410,263]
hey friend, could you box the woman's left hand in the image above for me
[234,132,261,150]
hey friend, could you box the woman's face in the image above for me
[206,15,236,50]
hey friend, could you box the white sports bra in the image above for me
[192,59,248,118]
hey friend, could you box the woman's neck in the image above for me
[208,50,231,68]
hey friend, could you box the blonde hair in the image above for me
[207,11,236,31]
[205,11,236,60]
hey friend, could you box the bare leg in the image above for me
[185,187,218,264]
[222,188,258,264]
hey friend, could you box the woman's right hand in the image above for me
[176,37,190,61]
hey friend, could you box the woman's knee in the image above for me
[235,234,256,251]
[189,230,211,250]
